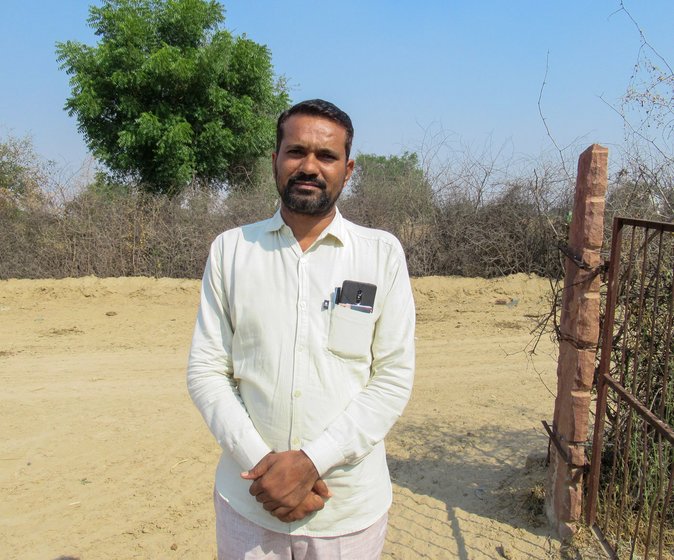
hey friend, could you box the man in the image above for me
[187,99,415,559]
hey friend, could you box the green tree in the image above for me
[56,0,289,195]
[345,152,434,230]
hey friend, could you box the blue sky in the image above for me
[1,1,672,176]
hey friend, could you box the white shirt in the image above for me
[187,208,415,536]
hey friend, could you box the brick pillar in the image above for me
[546,144,608,538]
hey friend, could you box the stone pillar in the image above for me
[546,144,608,537]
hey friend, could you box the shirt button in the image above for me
[298,346,304,353]
[292,437,300,446]
[300,301,306,310]
[294,390,302,398]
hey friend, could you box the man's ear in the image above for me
[344,158,355,185]
[272,152,277,180]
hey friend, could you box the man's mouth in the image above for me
[295,183,320,191]
[288,178,326,192]
[289,181,325,195]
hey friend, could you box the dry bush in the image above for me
[431,158,572,278]
[606,153,674,223]
[1,143,576,280]
[0,184,274,279]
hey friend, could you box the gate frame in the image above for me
[586,216,674,546]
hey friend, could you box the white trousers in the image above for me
[214,490,388,560]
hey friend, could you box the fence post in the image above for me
[545,144,608,537]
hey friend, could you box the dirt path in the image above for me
[0,275,562,559]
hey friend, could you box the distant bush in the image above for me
[4,139,673,280]
[0,179,280,279]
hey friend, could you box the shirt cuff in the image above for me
[229,430,272,471]
[301,432,345,477]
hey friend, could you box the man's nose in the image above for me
[298,153,319,176]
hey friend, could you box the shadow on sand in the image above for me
[385,418,556,559]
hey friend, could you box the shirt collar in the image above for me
[264,206,347,247]
[264,208,286,233]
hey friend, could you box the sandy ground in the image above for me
[1,274,564,559]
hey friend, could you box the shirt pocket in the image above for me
[327,304,376,359]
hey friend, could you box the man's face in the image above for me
[273,114,354,216]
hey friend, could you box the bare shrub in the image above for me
[1,142,575,280]
[432,157,572,279]
[606,152,674,223]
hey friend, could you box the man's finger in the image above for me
[274,492,325,522]
[241,452,274,480]
[277,511,302,523]
[249,480,263,496]
[305,492,326,512]
[263,500,282,512]
[313,479,331,499]
[254,491,265,502]
[271,506,293,518]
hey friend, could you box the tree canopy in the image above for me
[346,152,434,226]
[56,0,289,195]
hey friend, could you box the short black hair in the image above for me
[276,99,354,159]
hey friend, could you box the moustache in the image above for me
[287,174,327,190]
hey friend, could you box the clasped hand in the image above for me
[241,451,331,522]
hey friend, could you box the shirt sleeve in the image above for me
[186,237,272,471]
[301,241,416,476]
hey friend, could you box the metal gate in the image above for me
[586,217,674,558]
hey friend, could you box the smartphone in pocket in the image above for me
[337,280,377,313]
